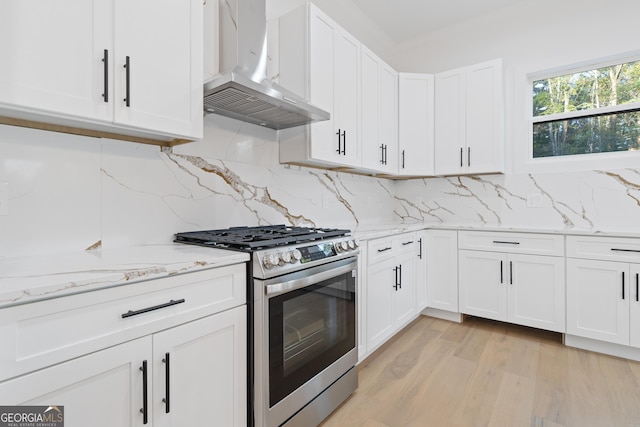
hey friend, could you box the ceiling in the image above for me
[350,0,531,43]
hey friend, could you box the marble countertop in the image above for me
[0,244,249,309]
[353,222,640,240]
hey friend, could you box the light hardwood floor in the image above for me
[321,316,640,427]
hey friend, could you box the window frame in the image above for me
[522,50,640,173]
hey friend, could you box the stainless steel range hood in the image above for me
[204,0,329,130]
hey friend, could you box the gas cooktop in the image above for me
[174,225,351,251]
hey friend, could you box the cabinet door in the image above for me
[630,265,640,348]
[361,48,397,174]
[508,254,565,332]
[416,231,428,312]
[366,258,396,352]
[395,252,417,327]
[153,306,247,427]
[566,258,629,345]
[307,7,338,162]
[379,63,398,173]
[398,73,435,176]
[333,27,360,166]
[0,337,151,427]
[113,0,202,138]
[459,250,506,321]
[0,0,111,121]
[434,67,466,176]
[425,229,459,313]
[360,48,381,170]
[465,59,503,174]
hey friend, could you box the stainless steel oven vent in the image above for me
[204,0,329,130]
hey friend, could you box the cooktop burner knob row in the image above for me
[335,239,359,253]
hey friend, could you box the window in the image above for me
[531,59,640,159]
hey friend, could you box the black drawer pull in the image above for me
[377,247,392,253]
[402,241,414,246]
[493,241,520,245]
[418,238,423,259]
[611,248,640,253]
[122,299,186,318]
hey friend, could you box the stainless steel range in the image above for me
[175,225,359,427]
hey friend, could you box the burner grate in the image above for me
[175,225,350,250]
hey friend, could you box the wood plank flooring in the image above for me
[320,316,640,427]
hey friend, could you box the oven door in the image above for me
[259,256,357,426]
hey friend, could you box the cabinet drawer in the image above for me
[567,235,640,262]
[0,264,246,381]
[394,232,418,255]
[368,237,395,264]
[458,231,564,256]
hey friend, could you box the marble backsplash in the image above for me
[2,114,640,259]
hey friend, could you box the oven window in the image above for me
[268,270,356,407]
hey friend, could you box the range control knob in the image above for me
[290,249,302,263]
[335,240,348,253]
[262,253,278,269]
[347,239,356,250]
[279,251,292,264]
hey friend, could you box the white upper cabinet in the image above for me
[360,47,398,174]
[0,0,203,143]
[434,58,503,176]
[279,4,361,168]
[0,0,111,121]
[398,73,435,176]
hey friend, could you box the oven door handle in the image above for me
[264,261,357,298]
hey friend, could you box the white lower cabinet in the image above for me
[424,229,458,313]
[458,231,565,333]
[0,337,150,427]
[566,235,640,349]
[0,265,247,426]
[364,232,420,356]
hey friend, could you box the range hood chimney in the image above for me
[204,0,329,130]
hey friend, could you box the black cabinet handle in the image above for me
[384,144,388,165]
[460,147,463,167]
[140,360,148,424]
[122,299,186,318]
[468,147,471,167]
[380,144,384,164]
[124,56,131,107]
[509,261,513,285]
[342,130,347,155]
[402,240,414,246]
[500,260,503,284]
[493,241,520,245]
[336,129,341,154]
[398,264,402,289]
[636,273,639,302]
[402,150,405,169]
[611,248,640,253]
[418,238,423,259]
[102,49,109,103]
[162,352,171,413]
[393,266,399,290]
[622,272,626,300]
[377,247,392,253]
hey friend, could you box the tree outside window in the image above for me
[532,60,640,158]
